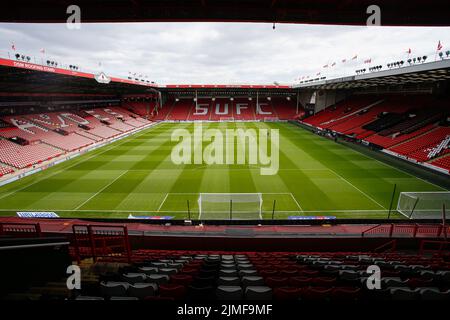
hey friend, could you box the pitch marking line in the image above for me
[289,193,304,212]
[74,171,128,210]
[0,126,153,201]
[0,208,391,213]
[157,193,170,212]
[327,168,386,210]
[287,123,445,191]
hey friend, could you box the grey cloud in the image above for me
[0,23,448,84]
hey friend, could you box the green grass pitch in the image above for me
[0,122,445,220]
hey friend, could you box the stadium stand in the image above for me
[68,249,450,301]
[390,127,450,162]
[0,164,13,177]
[150,97,300,121]
[124,102,156,117]
[0,106,152,172]
[302,94,450,171]
[188,99,213,121]
[0,139,62,169]
[168,99,194,121]
[431,154,450,171]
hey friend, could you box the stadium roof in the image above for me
[0,57,296,96]
[2,0,450,26]
[2,55,450,96]
[294,59,450,90]
[0,57,158,96]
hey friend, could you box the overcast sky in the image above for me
[0,23,448,85]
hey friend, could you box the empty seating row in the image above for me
[73,250,450,301]
[0,139,62,169]
[390,127,450,161]
[0,164,14,177]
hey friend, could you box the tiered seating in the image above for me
[125,102,155,117]
[271,98,302,120]
[150,101,175,121]
[125,117,150,127]
[152,98,301,121]
[365,124,435,149]
[210,98,234,121]
[0,139,62,169]
[326,98,413,135]
[87,125,122,139]
[74,250,450,301]
[0,106,150,170]
[390,127,450,162]
[232,98,256,120]
[43,133,95,151]
[431,154,450,171]
[303,96,375,128]
[108,121,135,133]
[188,99,212,121]
[25,112,81,132]
[0,122,49,143]
[254,100,277,120]
[0,164,13,177]
[168,100,193,121]
[77,131,103,142]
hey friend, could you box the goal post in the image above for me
[396,191,450,219]
[198,193,263,220]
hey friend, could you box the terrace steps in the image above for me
[388,125,440,149]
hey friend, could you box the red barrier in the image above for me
[0,222,41,238]
[72,224,131,263]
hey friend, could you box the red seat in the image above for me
[311,277,337,286]
[330,287,361,301]
[406,278,433,288]
[298,270,319,277]
[289,276,312,287]
[274,287,302,300]
[279,269,298,277]
[302,287,332,300]
[260,270,279,277]
[179,268,199,276]
[265,276,289,288]
[170,274,193,286]
[159,284,187,300]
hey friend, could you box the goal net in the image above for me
[198,193,263,220]
[397,191,450,219]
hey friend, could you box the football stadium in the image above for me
[0,0,450,310]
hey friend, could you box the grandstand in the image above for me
[1,0,450,308]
